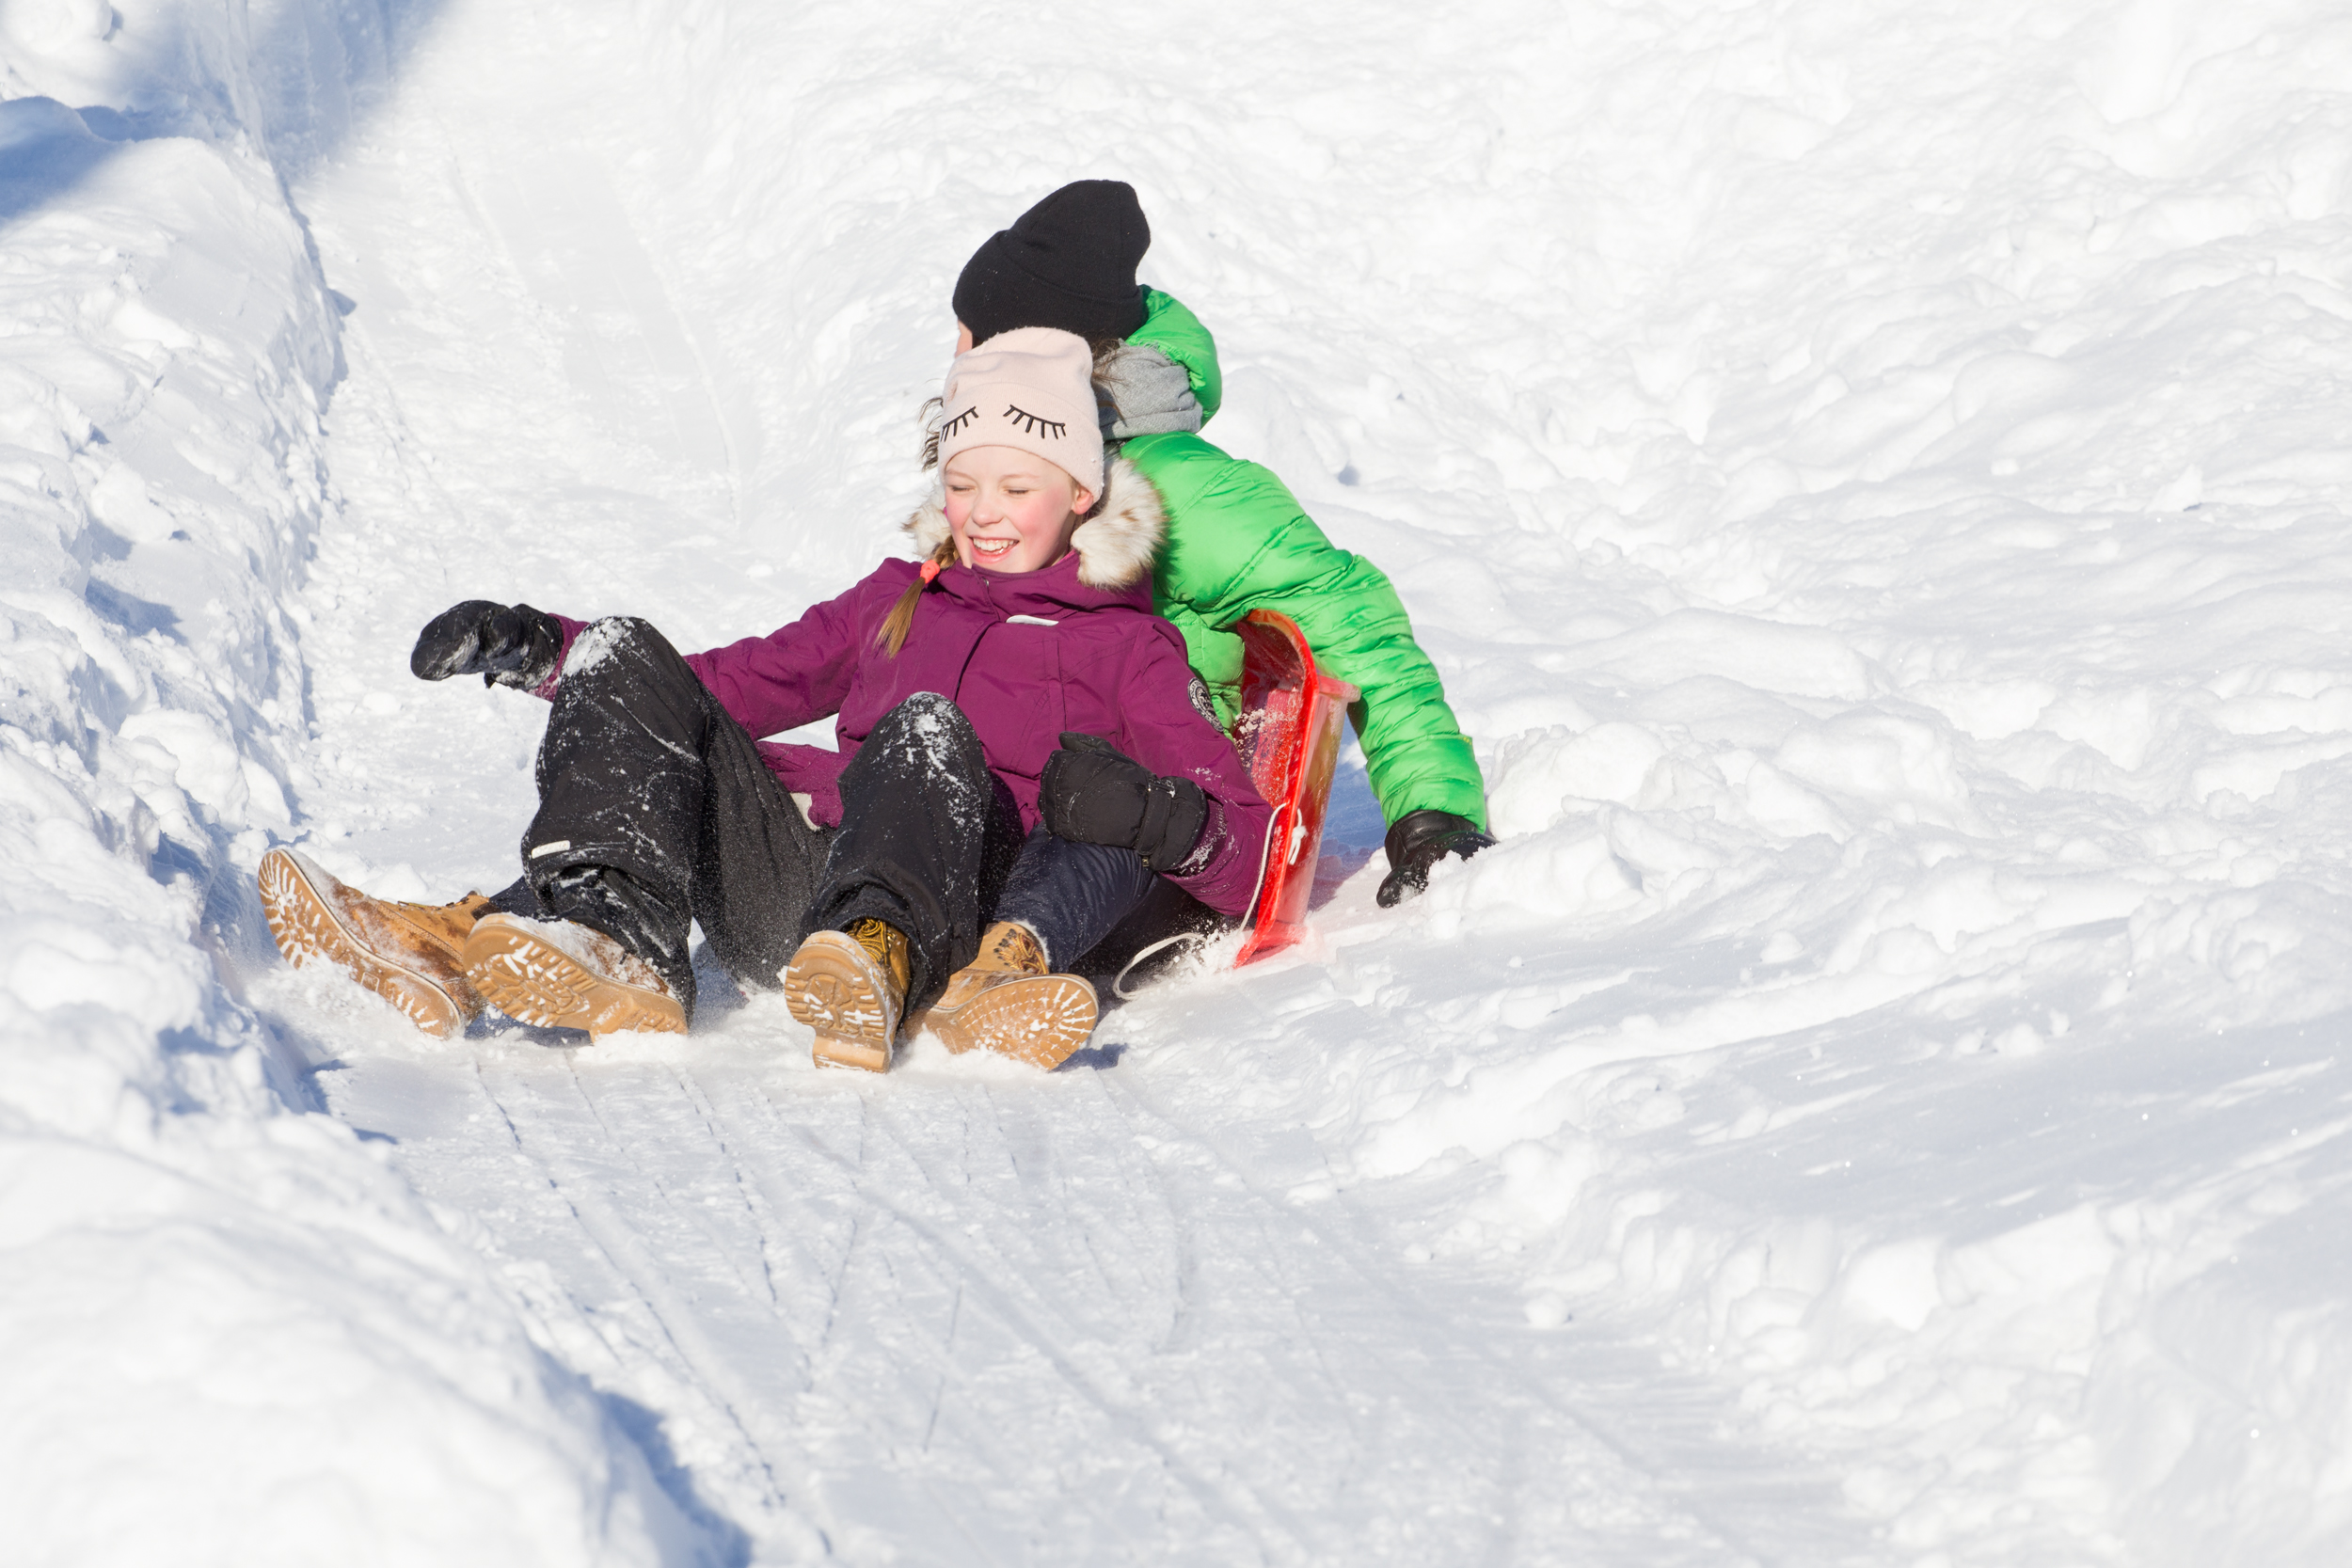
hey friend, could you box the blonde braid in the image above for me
[876,535,958,656]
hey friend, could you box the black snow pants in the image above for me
[498,616,1168,1021]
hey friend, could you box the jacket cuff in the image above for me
[532,614,590,701]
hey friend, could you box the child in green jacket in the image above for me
[950,180,1493,907]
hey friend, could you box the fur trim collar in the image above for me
[905,454,1165,590]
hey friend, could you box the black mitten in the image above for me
[411,600,564,689]
[1040,733,1209,872]
[1377,808,1495,908]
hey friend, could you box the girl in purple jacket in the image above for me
[260,329,1272,1071]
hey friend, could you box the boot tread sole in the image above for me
[462,915,686,1038]
[932,974,1098,1069]
[259,847,474,1038]
[784,931,900,1072]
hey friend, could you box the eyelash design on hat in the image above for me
[940,405,980,438]
[1003,404,1068,439]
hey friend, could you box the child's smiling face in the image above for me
[943,446,1097,574]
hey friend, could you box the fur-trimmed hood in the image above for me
[904,454,1165,590]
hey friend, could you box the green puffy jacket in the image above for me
[1119,290,1488,831]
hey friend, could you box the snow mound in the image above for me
[0,11,712,1566]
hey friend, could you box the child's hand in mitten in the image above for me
[1376,809,1496,907]
[1040,733,1209,872]
[411,600,564,689]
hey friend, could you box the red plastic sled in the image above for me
[1229,610,1360,966]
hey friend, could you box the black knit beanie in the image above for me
[953,180,1151,347]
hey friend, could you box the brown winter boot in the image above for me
[258,847,491,1037]
[784,918,909,1072]
[459,912,688,1039]
[915,920,1099,1069]
[910,919,1048,1033]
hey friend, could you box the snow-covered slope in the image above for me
[8,0,2352,1562]
[0,5,710,1563]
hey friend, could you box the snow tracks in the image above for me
[316,1011,1868,1565]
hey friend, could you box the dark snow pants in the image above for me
[503,617,834,1010]
[996,829,1161,976]
[503,617,1163,1017]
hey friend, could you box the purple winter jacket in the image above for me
[549,461,1274,918]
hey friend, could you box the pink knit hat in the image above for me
[937,326,1104,496]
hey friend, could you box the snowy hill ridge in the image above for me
[8,0,2352,1562]
[1,6,707,1563]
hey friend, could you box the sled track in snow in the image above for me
[317,1023,1874,1564]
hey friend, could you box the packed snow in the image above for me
[7,0,2352,1562]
